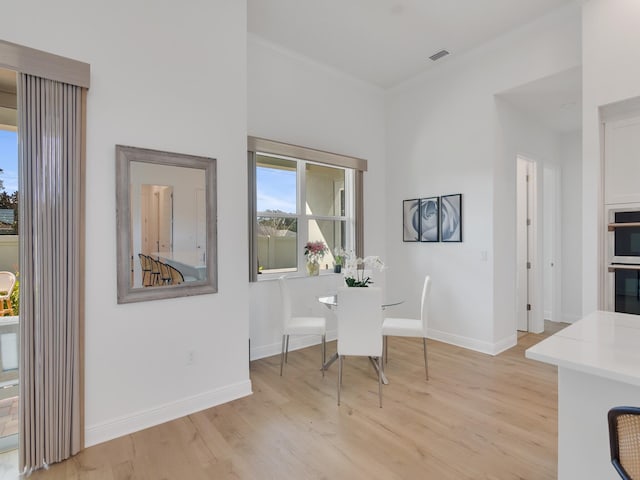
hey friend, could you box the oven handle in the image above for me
[608,264,640,272]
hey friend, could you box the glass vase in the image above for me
[306,261,320,276]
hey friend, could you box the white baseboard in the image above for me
[253,327,519,360]
[561,313,581,324]
[492,334,518,355]
[85,380,252,448]
[250,330,337,361]
[428,328,517,356]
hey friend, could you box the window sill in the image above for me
[255,270,341,282]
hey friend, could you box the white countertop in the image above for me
[525,310,640,387]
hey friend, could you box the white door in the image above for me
[195,188,206,256]
[141,185,173,253]
[517,156,543,332]
[157,187,173,252]
[543,165,562,323]
[516,158,530,331]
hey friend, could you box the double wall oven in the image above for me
[607,207,640,314]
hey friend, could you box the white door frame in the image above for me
[516,155,544,333]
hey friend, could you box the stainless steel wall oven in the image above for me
[607,207,640,314]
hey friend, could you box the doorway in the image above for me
[140,184,174,255]
[516,156,540,332]
[543,165,562,323]
[498,66,582,331]
[516,156,562,333]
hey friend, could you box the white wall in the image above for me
[0,0,250,446]
[582,0,640,314]
[247,35,386,359]
[385,5,581,354]
[558,131,583,322]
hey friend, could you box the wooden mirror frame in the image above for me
[116,145,217,303]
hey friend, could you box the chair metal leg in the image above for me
[378,356,383,408]
[321,334,326,377]
[280,335,286,376]
[383,336,388,365]
[337,355,342,405]
[285,335,290,363]
[423,337,429,381]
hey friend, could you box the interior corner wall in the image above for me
[582,0,640,314]
[385,5,581,354]
[0,0,250,446]
[247,36,386,360]
[558,131,583,322]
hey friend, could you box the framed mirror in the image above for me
[116,145,217,303]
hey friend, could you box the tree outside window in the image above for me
[0,130,18,235]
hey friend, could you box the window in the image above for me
[255,153,352,275]
[248,137,367,280]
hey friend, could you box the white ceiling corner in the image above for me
[247,0,578,89]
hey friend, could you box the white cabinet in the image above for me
[604,115,640,205]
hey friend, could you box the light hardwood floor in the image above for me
[30,327,564,479]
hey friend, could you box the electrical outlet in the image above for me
[187,350,195,366]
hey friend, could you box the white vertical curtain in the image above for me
[17,73,82,472]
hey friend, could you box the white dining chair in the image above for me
[382,275,431,380]
[0,271,17,316]
[279,276,327,376]
[336,286,384,407]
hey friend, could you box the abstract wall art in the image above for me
[403,199,420,242]
[419,197,439,242]
[440,193,462,242]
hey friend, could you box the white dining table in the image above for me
[318,295,404,309]
[318,293,404,384]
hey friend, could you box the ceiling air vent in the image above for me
[429,49,450,61]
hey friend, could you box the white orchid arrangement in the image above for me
[343,252,385,287]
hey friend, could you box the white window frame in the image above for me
[255,152,354,278]
[248,137,367,282]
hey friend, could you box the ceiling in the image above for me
[498,67,582,133]
[3,4,583,132]
[248,0,577,89]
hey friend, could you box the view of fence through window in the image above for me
[256,155,298,273]
[256,153,349,274]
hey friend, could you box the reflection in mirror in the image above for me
[130,162,206,288]
[116,145,217,304]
